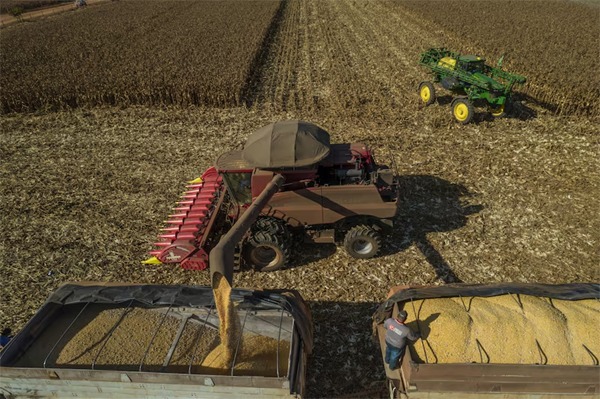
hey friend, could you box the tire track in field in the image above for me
[251,0,457,119]
[342,1,438,108]
[242,0,289,107]
[312,0,436,117]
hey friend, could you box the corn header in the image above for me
[418,48,526,124]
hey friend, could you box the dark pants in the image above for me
[385,342,405,370]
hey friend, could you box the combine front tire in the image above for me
[418,82,436,106]
[252,217,292,242]
[452,98,474,124]
[244,231,290,272]
[343,225,381,259]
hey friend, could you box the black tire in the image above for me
[243,231,290,272]
[343,225,381,259]
[451,98,474,124]
[418,81,436,106]
[252,217,292,242]
[488,100,511,118]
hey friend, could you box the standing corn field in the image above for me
[0,0,281,112]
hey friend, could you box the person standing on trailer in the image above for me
[384,310,419,370]
[0,328,13,349]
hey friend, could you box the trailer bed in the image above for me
[0,283,313,398]
[374,283,600,398]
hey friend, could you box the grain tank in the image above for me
[0,282,313,398]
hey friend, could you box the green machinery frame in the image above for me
[420,48,526,107]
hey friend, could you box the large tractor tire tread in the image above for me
[418,81,436,106]
[343,225,382,259]
[252,217,292,242]
[452,98,474,124]
[243,231,290,272]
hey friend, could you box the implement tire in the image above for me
[343,225,381,259]
[452,98,474,124]
[244,231,290,272]
[418,81,436,106]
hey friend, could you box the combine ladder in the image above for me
[145,166,225,270]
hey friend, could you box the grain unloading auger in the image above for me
[144,120,399,273]
[418,47,526,124]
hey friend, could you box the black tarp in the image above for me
[372,282,600,324]
[242,120,331,168]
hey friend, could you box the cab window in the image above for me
[223,172,252,204]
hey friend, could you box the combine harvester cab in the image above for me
[0,282,313,398]
[145,120,399,272]
[373,283,600,398]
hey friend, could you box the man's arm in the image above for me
[407,327,421,341]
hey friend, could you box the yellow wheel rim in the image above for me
[420,86,431,102]
[453,103,469,121]
[491,104,505,116]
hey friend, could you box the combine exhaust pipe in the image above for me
[209,174,285,287]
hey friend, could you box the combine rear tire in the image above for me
[418,82,436,106]
[452,98,474,124]
[343,225,381,259]
[244,231,290,272]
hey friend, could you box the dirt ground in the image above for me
[1,106,597,397]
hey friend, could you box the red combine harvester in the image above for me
[144,120,399,272]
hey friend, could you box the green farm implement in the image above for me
[418,48,526,124]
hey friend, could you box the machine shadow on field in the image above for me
[289,175,483,284]
[385,175,483,283]
[434,94,537,122]
[306,301,386,399]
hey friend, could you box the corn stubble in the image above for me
[1,0,598,118]
[396,0,599,117]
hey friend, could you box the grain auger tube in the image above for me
[210,174,285,287]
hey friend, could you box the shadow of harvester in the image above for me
[382,175,483,283]
[290,174,483,283]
